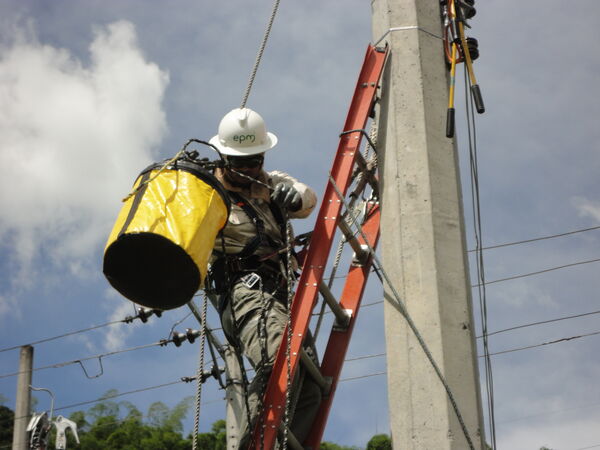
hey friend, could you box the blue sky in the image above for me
[1,1,600,449]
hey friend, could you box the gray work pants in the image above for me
[221,276,322,448]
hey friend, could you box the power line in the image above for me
[485,329,600,357]
[498,399,600,425]
[0,319,124,353]
[468,225,600,252]
[344,352,385,363]
[464,64,497,449]
[10,382,225,426]
[480,309,600,338]
[473,257,600,287]
[0,308,163,354]
[312,297,383,316]
[339,371,386,382]
[0,340,170,380]
[54,380,186,412]
[573,444,600,450]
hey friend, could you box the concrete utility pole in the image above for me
[371,1,485,448]
[12,345,33,450]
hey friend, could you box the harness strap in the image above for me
[227,190,286,258]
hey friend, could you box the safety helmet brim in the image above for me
[209,132,278,156]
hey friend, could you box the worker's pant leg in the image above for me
[227,282,322,446]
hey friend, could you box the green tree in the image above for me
[67,391,194,449]
[194,419,226,449]
[320,442,360,450]
[367,433,392,449]
[0,405,14,447]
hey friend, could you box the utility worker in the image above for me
[208,107,322,447]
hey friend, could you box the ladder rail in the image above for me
[304,203,381,447]
[250,44,388,449]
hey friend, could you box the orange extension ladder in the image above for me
[251,44,388,449]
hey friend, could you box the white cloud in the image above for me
[0,21,169,293]
[498,412,600,450]
[102,296,139,351]
[572,197,600,223]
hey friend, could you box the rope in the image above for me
[121,149,185,202]
[256,277,270,450]
[313,234,345,340]
[315,121,377,339]
[282,217,294,447]
[240,0,281,109]
[191,295,209,450]
[327,174,477,450]
[217,234,254,440]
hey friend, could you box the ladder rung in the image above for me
[300,348,332,395]
[319,282,351,329]
[337,218,370,263]
[279,424,304,450]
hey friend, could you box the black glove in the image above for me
[271,182,302,211]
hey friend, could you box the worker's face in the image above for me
[224,154,264,186]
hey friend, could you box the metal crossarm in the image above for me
[250,44,388,449]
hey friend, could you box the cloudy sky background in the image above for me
[0,1,599,449]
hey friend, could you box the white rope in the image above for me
[191,295,208,450]
[240,0,282,108]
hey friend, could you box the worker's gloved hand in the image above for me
[271,182,302,212]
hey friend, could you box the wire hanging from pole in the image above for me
[464,63,497,449]
[240,0,281,108]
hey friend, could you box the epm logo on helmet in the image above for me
[233,134,256,144]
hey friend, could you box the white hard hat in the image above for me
[209,108,278,156]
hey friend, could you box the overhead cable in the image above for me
[465,63,497,449]
[480,309,600,338]
[0,320,123,354]
[474,257,600,287]
[468,225,600,252]
[344,352,386,363]
[0,307,162,354]
[10,382,224,423]
[339,371,386,382]
[0,336,191,380]
[498,399,600,425]
[485,329,600,357]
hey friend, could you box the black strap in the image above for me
[227,190,287,258]
[227,191,267,258]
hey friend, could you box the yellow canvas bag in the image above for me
[103,160,230,310]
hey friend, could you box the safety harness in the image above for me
[209,190,290,297]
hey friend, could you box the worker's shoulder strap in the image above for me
[225,190,288,260]
[227,190,265,258]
